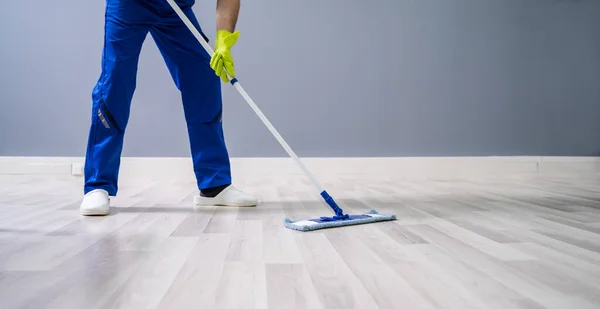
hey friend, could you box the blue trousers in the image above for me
[84,0,231,196]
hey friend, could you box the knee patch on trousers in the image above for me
[189,106,222,125]
[211,107,222,123]
[96,100,122,133]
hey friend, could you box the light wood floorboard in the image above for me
[1,173,600,308]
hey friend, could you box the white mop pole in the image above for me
[165,0,326,195]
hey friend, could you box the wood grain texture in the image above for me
[156,234,231,309]
[1,173,599,309]
[265,263,324,309]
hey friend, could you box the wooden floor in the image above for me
[1,173,600,309]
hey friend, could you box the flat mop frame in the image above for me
[166,0,396,230]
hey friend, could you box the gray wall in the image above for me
[1,0,599,158]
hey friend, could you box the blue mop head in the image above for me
[283,209,396,231]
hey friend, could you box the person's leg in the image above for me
[81,1,153,214]
[149,5,257,206]
[150,8,231,190]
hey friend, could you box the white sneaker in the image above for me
[80,189,110,216]
[194,186,258,207]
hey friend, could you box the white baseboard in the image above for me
[0,156,598,180]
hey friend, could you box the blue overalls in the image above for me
[84,0,231,196]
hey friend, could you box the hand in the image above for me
[210,29,240,83]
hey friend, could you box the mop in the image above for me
[165,0,396,231]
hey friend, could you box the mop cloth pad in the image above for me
[283,209,396,231]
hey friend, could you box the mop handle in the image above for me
[165,0,325,194]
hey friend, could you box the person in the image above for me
[79,0,258,216]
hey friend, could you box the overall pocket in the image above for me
[97,100,120,133]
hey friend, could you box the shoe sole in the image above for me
[193,196,258,207]
[80,209,110,216]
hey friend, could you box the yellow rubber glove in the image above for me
[210,29,240,83]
